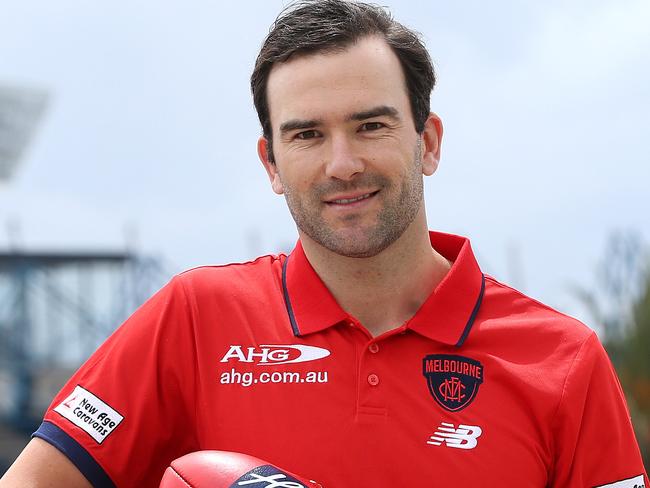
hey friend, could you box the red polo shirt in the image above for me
[35,232,647,487]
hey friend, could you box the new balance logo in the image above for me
[427,422,482,450]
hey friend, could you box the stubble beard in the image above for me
[282,144,424,258]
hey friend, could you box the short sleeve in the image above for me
[550,332,648,487]
[33,275,199,487]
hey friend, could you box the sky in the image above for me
[1,0,649,329]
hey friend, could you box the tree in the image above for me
[618,270,650,463]
[574,230,650,465]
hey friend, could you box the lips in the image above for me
[325,190,379,205]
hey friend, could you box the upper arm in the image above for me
[10,276,198,486]
[549,333,647,486]
[0,438,92,488]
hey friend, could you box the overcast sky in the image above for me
[1,0,649,328]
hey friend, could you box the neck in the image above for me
[299,209,450,337]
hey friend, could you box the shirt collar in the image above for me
[282,231,484,347]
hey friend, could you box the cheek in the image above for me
[277,157,322,190]
[368,148,413,175]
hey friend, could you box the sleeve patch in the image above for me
[595,474,646,488]
[53,385,124,444]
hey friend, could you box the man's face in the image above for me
[260,36,441,258]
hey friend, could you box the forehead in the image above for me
[266,37,411,129]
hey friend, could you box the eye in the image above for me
[295,130,319,140]
[360,122,385,131]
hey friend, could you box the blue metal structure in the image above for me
[0,250,168,434]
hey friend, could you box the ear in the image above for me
[257,136,284,195]
[420,113,443,176]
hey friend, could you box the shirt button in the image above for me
[367,374,380,386]
[368,343,379,354]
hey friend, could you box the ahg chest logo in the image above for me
[220,344,330,365]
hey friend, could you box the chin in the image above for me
[332,247,383,259]
[320,233,396,259]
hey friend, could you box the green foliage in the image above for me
[574,230,649,466]
[614,272,650,464]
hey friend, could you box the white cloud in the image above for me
[516,0,650,94]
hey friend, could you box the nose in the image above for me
[324,134,365,181]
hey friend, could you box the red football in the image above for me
[159,450,322,487]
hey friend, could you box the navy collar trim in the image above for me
[282,255,301,336]
[455,273,485,347]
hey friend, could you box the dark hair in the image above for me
[251,0,435,161]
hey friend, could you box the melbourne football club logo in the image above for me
[422,354,484,412]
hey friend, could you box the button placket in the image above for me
[367,373,380,386]
[355,336,389,418]
[364,341,381,387]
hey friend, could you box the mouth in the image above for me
[324,190,380,206]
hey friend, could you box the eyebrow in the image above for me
[347,105,401,122]
[278,105,401,134]
[279,118,323,133]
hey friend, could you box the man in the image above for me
[1,0,647,486]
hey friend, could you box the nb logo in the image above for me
[427,422,482,450]
[231,465,306,488]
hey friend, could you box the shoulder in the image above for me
[172,253,286,303]
[470,275,599,377]
[479,274,594,343]
[470,275,612,415]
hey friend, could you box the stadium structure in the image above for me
[0,83,169,473]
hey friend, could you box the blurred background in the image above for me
[1,0,649,472]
